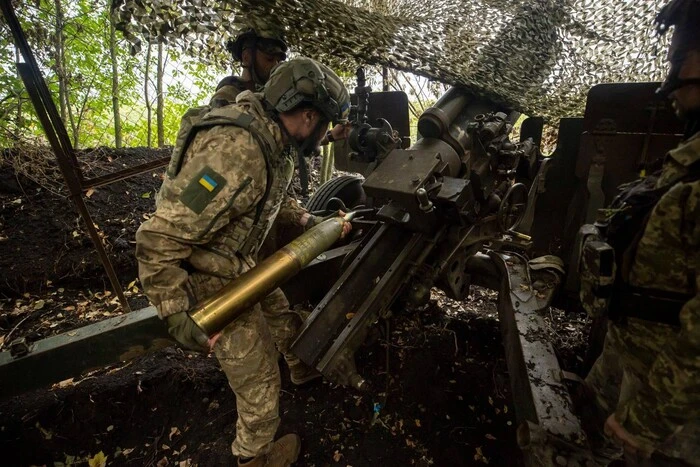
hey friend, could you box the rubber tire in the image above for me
[306,175,366,213]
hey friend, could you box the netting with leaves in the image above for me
[112,0,670,120]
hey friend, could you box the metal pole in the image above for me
[2,2,131,312]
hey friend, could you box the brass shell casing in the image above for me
[188,217,346,336]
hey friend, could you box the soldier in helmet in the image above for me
[194,24,350,388]
[210,26,288,106]
[578,0,700,464]
[135,57,352,466]
[211,25,351,144]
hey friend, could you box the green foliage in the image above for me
[0,0,226,149]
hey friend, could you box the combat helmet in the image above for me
[263,57,351,125]
[226,25,288,62]
[654,0,700,97]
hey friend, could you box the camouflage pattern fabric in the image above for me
[111,0,669,120]
[585,132,700,464]
[214,304,281,458]
[135,91,305,457]
[206,76,310,369]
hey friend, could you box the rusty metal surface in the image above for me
[82,156,171,189]
[488,251,593,466]
[0,307,173,400]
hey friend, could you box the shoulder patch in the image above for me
[180,166,228,214]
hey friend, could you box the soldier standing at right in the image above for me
[579,0,700,465]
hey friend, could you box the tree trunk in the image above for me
[15,46,21,134]
[145,43,152,148]
[53,0,67,125]
[156,42,164,147]
[109,14,122,148]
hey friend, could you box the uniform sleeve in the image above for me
[135,125,267,318]
[275,196,308,227]
[616,181,700,446]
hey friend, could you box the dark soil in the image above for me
[0,147,591,466]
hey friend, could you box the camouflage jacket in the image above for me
[209,75,251,108]
[209,75,307,224]
[613,131,700,446]
[135,91,299,318]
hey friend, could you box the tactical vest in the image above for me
[593,160,700,325]
[166,103,291,261]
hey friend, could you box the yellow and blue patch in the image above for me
[180,166,227,214]
[198,173,218,192]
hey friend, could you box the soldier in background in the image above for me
[181,25,349,386]
[136,58,351,466]
[579,0,700,464]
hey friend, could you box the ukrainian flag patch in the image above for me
[199,174,218,192]
[180,166,227,214]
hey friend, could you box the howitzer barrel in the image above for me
[188,217,348,336]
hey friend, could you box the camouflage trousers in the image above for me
[260,287,307,369]
[189,273,305,457]
[215,303,281,458]
[585,321,700,466]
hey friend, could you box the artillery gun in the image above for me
[290,70,589,464]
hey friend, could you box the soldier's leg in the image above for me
[618,370,700,466]
[259,287,306,367]
[214,304,281,458]
[260,288,319,385]
[584,324,624,462]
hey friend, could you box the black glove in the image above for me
[166,311,210,352]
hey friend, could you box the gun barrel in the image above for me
[188,217,346,335]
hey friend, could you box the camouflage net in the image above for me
[112,0,669,120]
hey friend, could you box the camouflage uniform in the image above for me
[135,91,299,457]
[584,131,700,464]
[207,74,311,370]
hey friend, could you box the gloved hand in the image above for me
[166,311,211,352]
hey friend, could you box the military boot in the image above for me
[289,361,322,386]
[238,433,301,467]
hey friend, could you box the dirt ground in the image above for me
[0,147,591,466]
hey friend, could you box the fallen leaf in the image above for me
[488,396,494,406]
[54,378,75,389]
[169,427,181,440]
[485,434,497,440]
[88,451,107,467]
[141,192,152,198]
[33,299,45,310]
[178,460,193,467]
[503,405,508,414]
[414,419,421,427]
[345,313,355,320]
[156,456,169,467]
[162,444,170,450]
[107,425,114,432]
[36,422,53,440]
[333,450,343,462]
[122,448,134,456]
[86,188,95,198]
[405,438,416,447]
